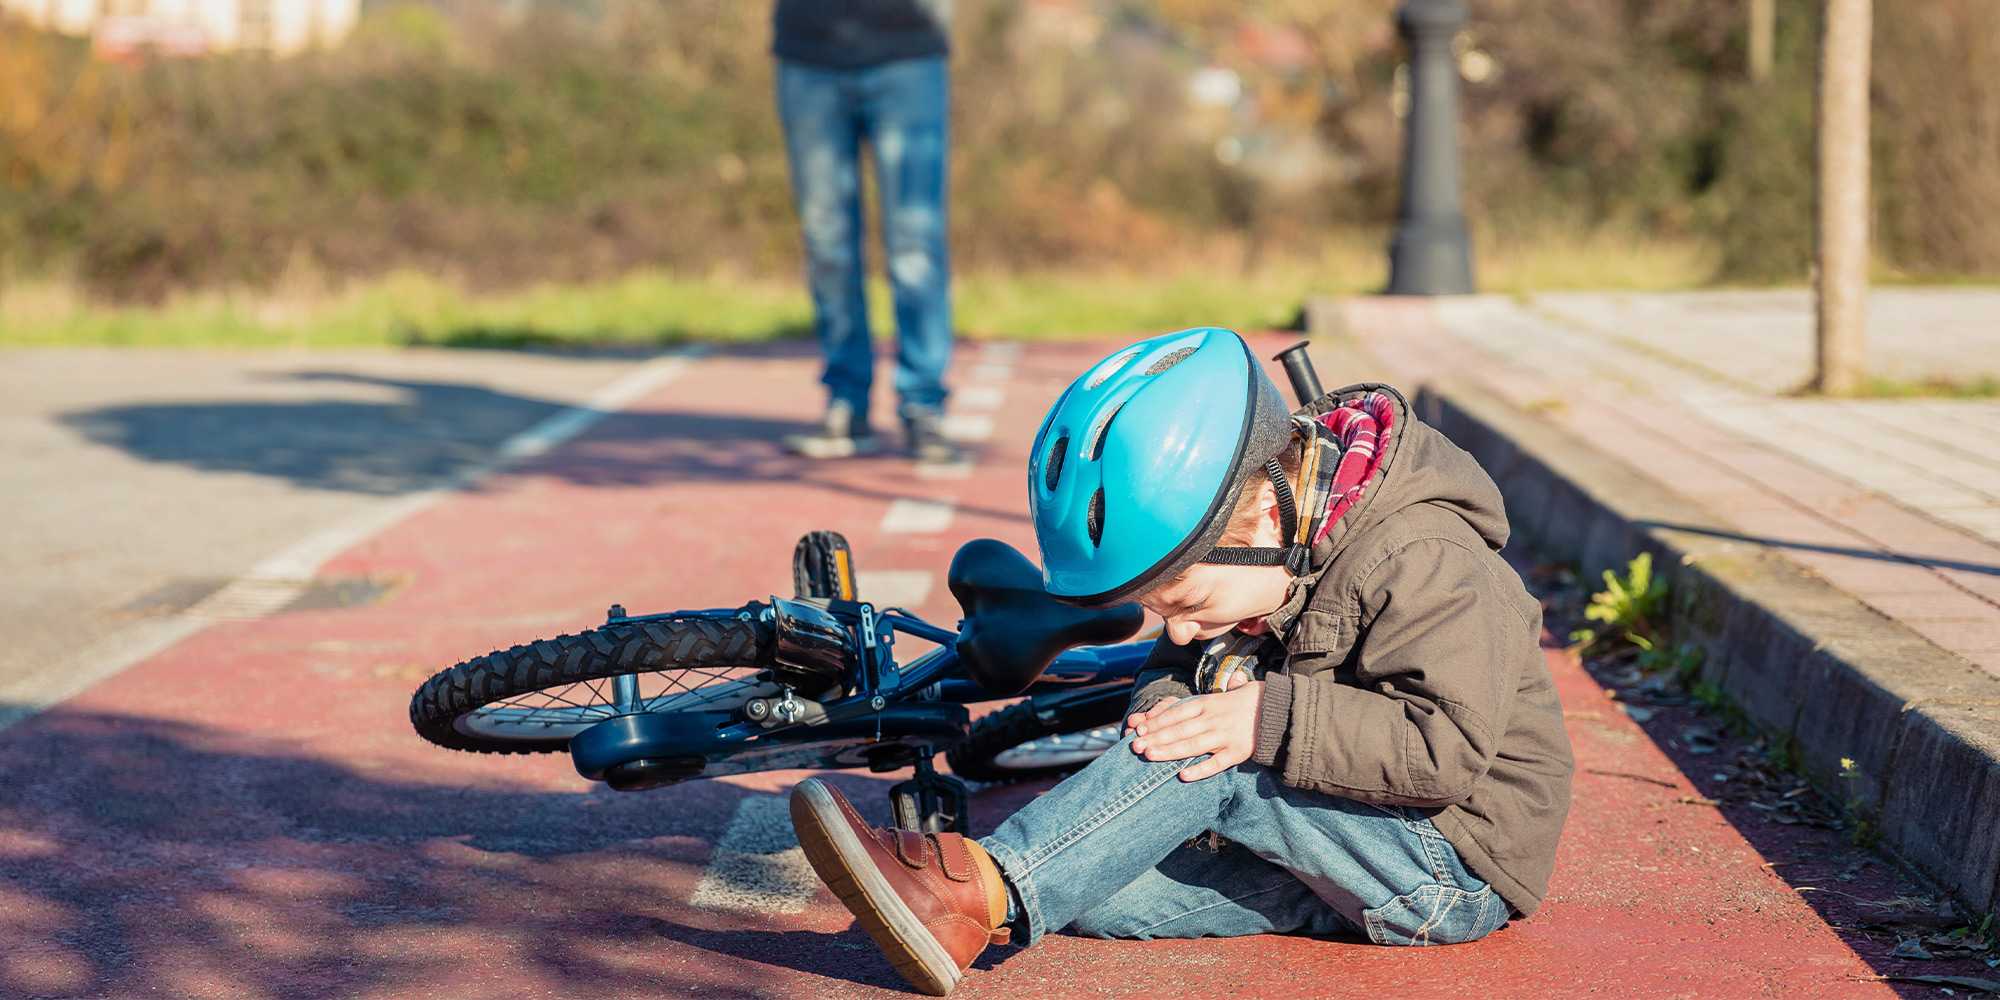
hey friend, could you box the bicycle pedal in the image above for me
[793,530,858,601]
[889,772,970,834]
[888,754,970,833]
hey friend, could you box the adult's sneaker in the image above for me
[784,399,882,459]
[903,406,964,464]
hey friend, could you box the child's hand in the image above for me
[1120,696,1176,736]
[1123,697,1180,737]
[1126,675,1263,782]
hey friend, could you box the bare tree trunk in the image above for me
[1814,0,1871,395]
[1749,0,1775,81]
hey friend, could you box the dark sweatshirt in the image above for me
[772,0,950,70]
[1129,384,1575,916]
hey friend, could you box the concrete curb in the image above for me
[1414,380,2000,915]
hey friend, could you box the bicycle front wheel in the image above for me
[409,615,775,754]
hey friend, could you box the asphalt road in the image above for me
[0,347,656,717]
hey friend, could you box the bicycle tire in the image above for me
[946,693,1126,783]
[409,616,771,755]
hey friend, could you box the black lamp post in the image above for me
[1386,0,1474,295]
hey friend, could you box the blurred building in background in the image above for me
[1,0,358,57]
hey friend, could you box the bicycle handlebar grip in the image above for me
[1273,341,1324,407]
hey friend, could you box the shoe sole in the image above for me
[785,437,884,460]
[790,780,962,996]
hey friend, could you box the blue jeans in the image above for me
[777,56,952,419]
[978,733,1511,946]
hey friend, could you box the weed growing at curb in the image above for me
[1569,551,1667,655]
[1560,556,1892,861]
[1533,557,1997,969]
[1840,758,1881,850]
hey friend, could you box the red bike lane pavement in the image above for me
[0,337,1961,998]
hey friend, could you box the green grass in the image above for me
[1478,228,1719,294]
[0,263,1369,350]
[954,249,1382,339]
[0,270,816,350]
[1854,375,2000,399]
[0,230,1726,350]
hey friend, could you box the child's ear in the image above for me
[1260,479,1301,546]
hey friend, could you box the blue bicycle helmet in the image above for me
[1028,328,1303,605]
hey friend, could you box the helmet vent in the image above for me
[1086,348,1142,389]
[1086,488,1106,546]
[1084,402,1124,461]
[1044,436,1068,492]
[1143,346,1197,375]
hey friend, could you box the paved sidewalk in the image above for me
[1535,289,2000,393]
[1337,289,2000,679]
[0,333,1977,997]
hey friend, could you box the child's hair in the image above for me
[1215,433,1306,546]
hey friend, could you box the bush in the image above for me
[1,0,1995,302]
[1701,1,1819,283]
[1874,1,2000,276]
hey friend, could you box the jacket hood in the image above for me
[1260,383,1510,634]
[1310,383,1509,561]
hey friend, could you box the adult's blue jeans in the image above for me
[978,732,1511,946]
[777,56,952,419]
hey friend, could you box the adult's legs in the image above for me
[777,60,874,415]
[857,56,952,417]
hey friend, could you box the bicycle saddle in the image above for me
[947,538,1144,697]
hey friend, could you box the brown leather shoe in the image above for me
[790,778,1010,995]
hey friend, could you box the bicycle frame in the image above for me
[566,597,1151,789]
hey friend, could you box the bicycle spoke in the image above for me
[465,664,770,738]
[991,724,1123,771]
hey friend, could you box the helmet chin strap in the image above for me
[1201,458,1312,576]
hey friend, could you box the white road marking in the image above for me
[240,490,445,584]
[853,570,934,609]
[970,363,1012,383]
[943,414,994,442]
[494,359,681,463]
[915,459,974,480]
[689,794,821,915]
[955,385,1005,411]
[0,618,208,733]
[881,498,956,534]
[0,349,705,735]
[978,341,1023,363]
[189,577,326,621]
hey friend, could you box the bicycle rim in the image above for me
[452,667,781,744]
[986,723,1123,771]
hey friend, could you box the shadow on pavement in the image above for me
[59,371,569,496]
[0,707,922,999]
[545,408,1030,524]
[54,348,1030,525]
[1637,520,2000,577]
[401,323,813,352]
[0,674,1974,998]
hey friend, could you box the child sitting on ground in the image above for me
[788,328,1575,995]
